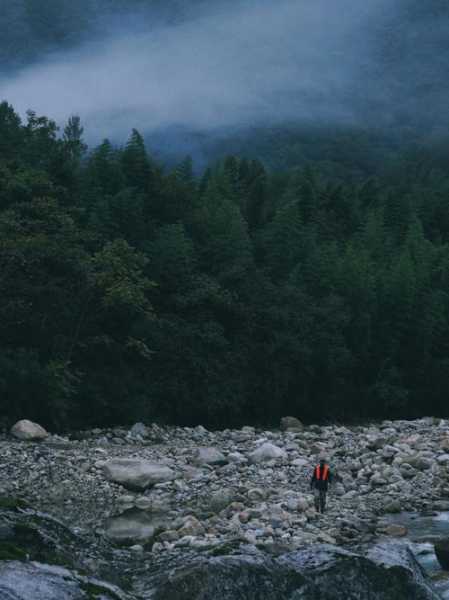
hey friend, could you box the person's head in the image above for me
[319,458,327,466]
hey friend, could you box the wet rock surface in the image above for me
[435,539,449,570]
[1,416,449,598]
[0,561,128,600]
[153,543,439,600]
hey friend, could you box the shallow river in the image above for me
[381,512,449,598]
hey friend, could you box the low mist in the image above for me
[0,0,396,145]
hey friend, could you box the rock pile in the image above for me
[1,417,448,556]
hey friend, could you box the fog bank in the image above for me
[0,0,393,143]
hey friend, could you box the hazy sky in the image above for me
[0,0,395,143]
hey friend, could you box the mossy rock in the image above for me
[0,497,28,511]
[0,541,27,561]
[0,516,71,567]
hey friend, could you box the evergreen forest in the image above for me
[2,101,449,430]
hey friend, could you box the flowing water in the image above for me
[380,512,449,598]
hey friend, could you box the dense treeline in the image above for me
[2,101,449,429]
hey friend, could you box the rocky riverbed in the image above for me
[1,416,449,598]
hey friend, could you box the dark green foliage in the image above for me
[2,101,449,429]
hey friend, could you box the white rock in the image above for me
[227,452,248,464]
[11,420,48,441]
[249,443,287,464]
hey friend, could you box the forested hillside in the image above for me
[2,101,449,430]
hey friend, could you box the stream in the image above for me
[380,512,449,598]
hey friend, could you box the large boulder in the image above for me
[434,538,449,570]
[280,417,304,432]
[249,443,287,464]
[192,447,227,466]
[10,420,48,441]
[102,458,175,491]
[153,543,439,600]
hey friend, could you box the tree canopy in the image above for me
[2,100,449,430]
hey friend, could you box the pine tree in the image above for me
[121,129,152,192]
[63,115,87,162]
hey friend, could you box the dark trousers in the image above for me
[313,488,327,513]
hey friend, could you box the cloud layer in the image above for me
[0,0,393,143]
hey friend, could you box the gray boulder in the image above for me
[103,458,175,490]
[153,543,439,600]
[10,420,48,441]
[280,417,304,432]
[192,447,227,466]
[249,443,287,464]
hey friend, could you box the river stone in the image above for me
[404,456,432,471]
[208,488,236,513]
[10,420,48,441]
[384,524,408,537]
[249,443,287,464]
[105,508,166,546]
[102,458,175,490]
[366,435,387,451]
[434,538,449,570]
[280,417,304,432]
[135,496,153,511]
[178,516,205,537]
[227,452,247,464]
[383,499,402,514]
[153,543,440,600]
[193,447,227,466]
[247,488,267,502]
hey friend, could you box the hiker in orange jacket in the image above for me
[310,458,333,513]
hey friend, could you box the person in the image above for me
[310,458,333,513]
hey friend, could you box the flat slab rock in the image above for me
[102,458,175,491]
[153,543,440,600]
[0,561,127,600]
